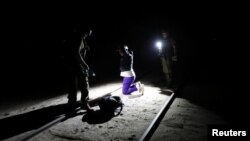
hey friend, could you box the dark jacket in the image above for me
[120,50,133,72]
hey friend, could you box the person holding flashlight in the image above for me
[158,30,177,88]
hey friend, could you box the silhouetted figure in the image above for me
[116,45,144,95]
[159,30,177,88]
[63,27,93,111]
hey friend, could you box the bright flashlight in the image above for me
[155,41,162,50]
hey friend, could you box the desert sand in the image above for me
[1,72,226,141]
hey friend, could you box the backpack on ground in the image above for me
[98,95,124,116]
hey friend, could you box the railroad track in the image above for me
[139,90,175,141]
[14,93,176,141]
[2,70,183,141]
[13,108,85,141]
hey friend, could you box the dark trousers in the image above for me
[67,67,89,104]
[122,76,137,94]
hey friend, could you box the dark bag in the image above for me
[98,96,124,116]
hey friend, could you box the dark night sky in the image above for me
[1,3,248,108]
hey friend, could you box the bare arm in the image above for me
[76,39,89,70]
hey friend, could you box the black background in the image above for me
[1,2,249,125]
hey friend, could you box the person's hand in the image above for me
[92,72,96,77]
[89,69,96,77]
[82,64,89,70]
[172,56,177,61]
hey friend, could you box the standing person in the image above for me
[159,30,178,88]
[116,45,144,95]
[63,27,93,111]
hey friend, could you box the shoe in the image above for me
[136,81,142,94]
[128,90,143,99]
[67,102,79,113]
[81,102,94,112]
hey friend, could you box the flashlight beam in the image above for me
[155,41,162,50]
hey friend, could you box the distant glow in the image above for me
[78,82,171,101]
[155,41,162,50]
[87,82,121,100]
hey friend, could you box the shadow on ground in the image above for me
[82,109,120,124]
[0,103,78,140]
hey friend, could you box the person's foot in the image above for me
[67,102,79,113]
[136,81,142,94]
[81,102,94,112]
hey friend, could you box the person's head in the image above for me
[70,25,92,38]
[116,44,129,56]
[161,30,169,39]
[87,28,92,36]
[83,28,92,38]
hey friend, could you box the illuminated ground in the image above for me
[1,71,227,141]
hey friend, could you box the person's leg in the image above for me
[165,59,172,87]
[78,69,92,110]
[79,76,89,103]
[66,70,79,111]
[122,77,137,94]
[161,57,170,85]
[77,69,89,101]
[169,61,177,88]
[67,72,77,104]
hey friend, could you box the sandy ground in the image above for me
[1,72,228,141]
[151,98,227,141]
[28,85,170,141]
